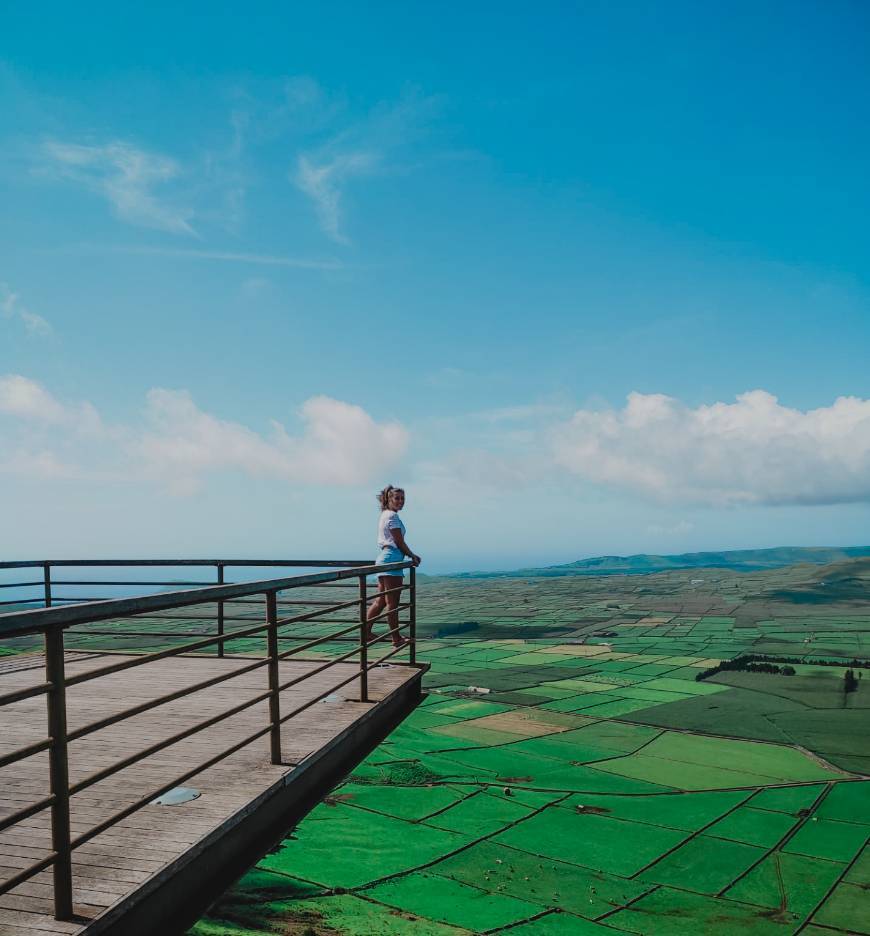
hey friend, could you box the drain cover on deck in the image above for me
[151,786,201,806]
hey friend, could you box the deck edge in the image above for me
[79,663,427,936]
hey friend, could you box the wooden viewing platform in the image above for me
[0,559,425,936]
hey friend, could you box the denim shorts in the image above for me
[374,546,405,577]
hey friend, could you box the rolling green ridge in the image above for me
[448,546,870,579]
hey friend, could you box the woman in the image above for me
[367,485,421,648]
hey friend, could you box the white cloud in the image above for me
[294,151,376,243]
[0,377,409,495]
[134,390,407,492]
[1,283,52,336]
[274,396,409,484]
[43,141,194,234]
[0,374,101,432]
[553,390,870,506]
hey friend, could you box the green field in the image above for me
[181,558,870,935]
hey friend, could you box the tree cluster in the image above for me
[696,655,797,682]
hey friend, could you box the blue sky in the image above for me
[3,1,870,571]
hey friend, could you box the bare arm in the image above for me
[391,530,421,566]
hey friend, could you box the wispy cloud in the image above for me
[95,245,343,270]
[294,152,377,244]
[42,140,195,234]
[1,283,53,336]
[289,82,442,243]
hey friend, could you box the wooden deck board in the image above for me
[0,651,422,935]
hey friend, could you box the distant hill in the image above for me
[765,556,870,604]
[448,546,870,579]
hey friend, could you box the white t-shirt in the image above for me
[378,510,406,549]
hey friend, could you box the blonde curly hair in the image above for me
[377,485,405,510]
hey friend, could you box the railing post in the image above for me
[358,575,368,702]
[44,627,73,920]
[216,563,225,658]
[409,566,417,666]
[265,591,282,765]
[43,562,52,609]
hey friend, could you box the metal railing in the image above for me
[0,558,418,919]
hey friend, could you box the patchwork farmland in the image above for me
[189,559,870,935]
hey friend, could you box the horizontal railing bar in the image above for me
[81,611,337,621]
[280,582,361,588]
[243,598,359,606]
[272,632,412,730]
[0,561,409,638]
[273,622,408,694]
[70,723,273,851]
[368,639,409,668]
[0,682,53,707]
[44,597,117,603]
[222,588,362,603]
[63,590,381,681]
[276,645,362,691]
[0,559,374,569]
[68,687,274,795]
[66,657,272,743]
[63,620,273,686]
[67,628,407,642]
[275,621,362,658]
[0,736,52,770]
[0,851,59,899]
[365,602,412,624]
[43,579,392,588]
[287,616,405,625]
[277,667,367,724]
[70,605,410,638]
[365,583,409,598]
[72,630,223,638]
[274,594,363,628]
[0,582,362,613]
[0,581,43,589]
[63,594,397,685]
[0,795,56,835]
[49,580,215,587]
[71,613,343,623]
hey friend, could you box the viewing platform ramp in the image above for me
[0,559,425,936]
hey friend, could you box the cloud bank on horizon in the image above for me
[3,375,869,508]
[0,375,408,496]
[554,390,870,507]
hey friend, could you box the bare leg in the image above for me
[366,578,387,639]
[384,580,407,648]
